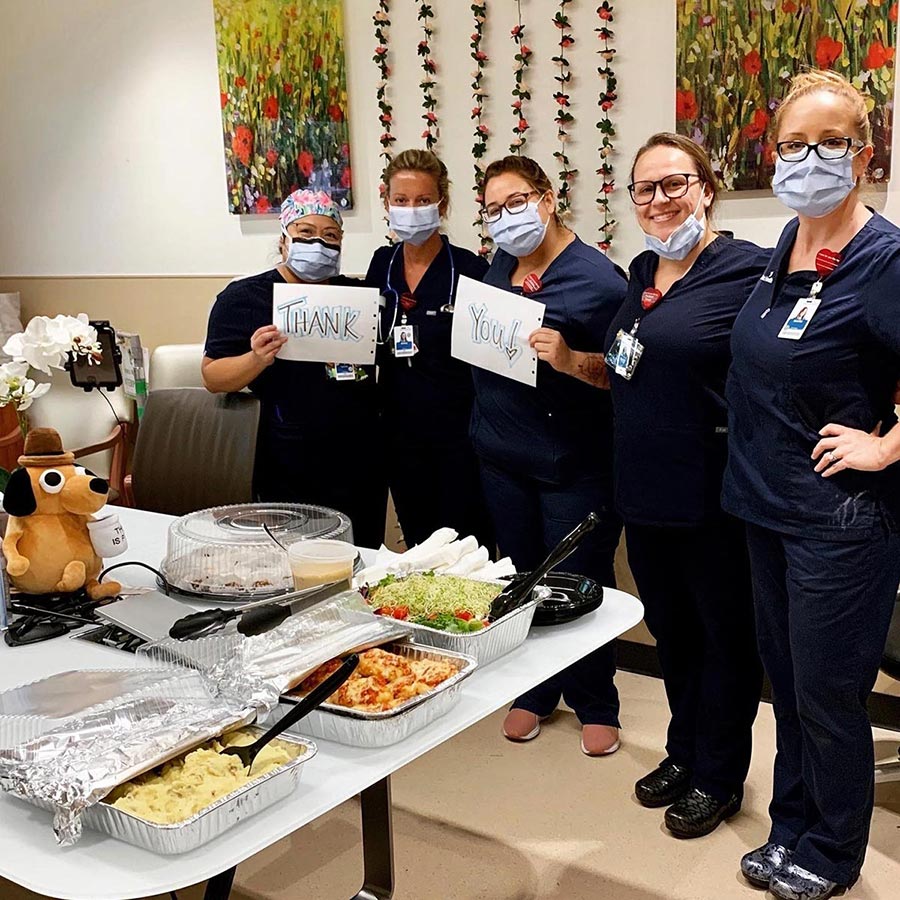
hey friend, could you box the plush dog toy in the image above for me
[2,427,121,599]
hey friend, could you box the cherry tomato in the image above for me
[380,606,394,617]
[392,606,409,620]
[454,610,473,621]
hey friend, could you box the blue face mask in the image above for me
[487,201,549,257]
[642,190,707,261]
[388,204,441,246]
[286,237,341,282]
[771,153,857,218]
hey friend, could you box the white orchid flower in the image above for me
[0,360,50,411]
[2,312,102,373]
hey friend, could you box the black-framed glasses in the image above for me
[481,190,541,224]
[627,173,702,206]
[776,137,864,162]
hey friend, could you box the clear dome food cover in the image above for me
[160,503,353,600]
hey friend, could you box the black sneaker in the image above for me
[664,787,741,838]
[740,842,791,887]
[634,759,691,808]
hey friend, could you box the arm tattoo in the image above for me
[576,353,609,389]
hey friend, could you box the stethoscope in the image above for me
[377,235,457,346]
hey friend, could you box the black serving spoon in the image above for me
[488,512,599,621]
[221,653,359,773]
[168,579,352,641]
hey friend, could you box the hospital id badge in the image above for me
[327,363,358,381]
[606,329,644,381]
[391,325,418,358]
[777,296,821,341]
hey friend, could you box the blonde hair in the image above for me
[774,70,872,144]
[382,149,451,206]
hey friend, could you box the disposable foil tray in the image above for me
[271,642,477,748]
[21,727,316,855]
[398,596,542,666]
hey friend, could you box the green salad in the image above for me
[367,572,500,631]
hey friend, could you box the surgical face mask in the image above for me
[642,190,707,261]
[487,201,549,257]
[771,152,857,218]
[285,236,341,282]
[388,204,441,246]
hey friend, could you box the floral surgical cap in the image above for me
[279,189,343,229]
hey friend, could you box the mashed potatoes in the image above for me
[105,729,303,824]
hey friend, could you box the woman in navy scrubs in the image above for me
[202,189,386,548]
[724,72,900,899]
[365,150,493,550]
[594,134,766,838]
[475,155,626,756]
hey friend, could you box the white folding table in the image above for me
[0,506,643,900]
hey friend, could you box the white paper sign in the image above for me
[451,275,545,387]
[273,283,380,365]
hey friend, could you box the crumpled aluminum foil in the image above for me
[139,590,410,714]
[0,593,409,846]
[0,668,252,845]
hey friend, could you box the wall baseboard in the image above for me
[615,639,900,734]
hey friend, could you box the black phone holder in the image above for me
[65,319,123,392]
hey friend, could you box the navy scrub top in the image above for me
[365,238,489,440]
[471,237,627,484]
[606,237,770,527]
[204,269,377,432]
[722,212,900,540]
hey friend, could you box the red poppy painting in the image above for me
[677,1,896,190]
[214,0,352,214]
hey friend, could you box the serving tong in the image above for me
[221,653,359,773]
[488,513,599,621]
[168,579,353,641]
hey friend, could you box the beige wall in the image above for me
[0,276,230,351]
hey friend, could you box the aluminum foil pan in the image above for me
[139,591,410,715]
[33,728,316,855]
[398,595,543,666]
[0,668,255,845]
[269,642,476,748]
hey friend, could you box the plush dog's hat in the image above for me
[18,427,75,468]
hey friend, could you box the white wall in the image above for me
[0,0,897,277]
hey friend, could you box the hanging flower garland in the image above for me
[417,3,439,151]
[510,1,532,154]
[373,2,394,165]
[595,1,618,251]
[471,2,492,255]
[552,1,577,217]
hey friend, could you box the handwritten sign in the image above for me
[451,275,545,387]
[273,283,380,365]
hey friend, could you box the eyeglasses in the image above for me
[627,173,702,206]
[481,190,541,224]
[776,137,864,162]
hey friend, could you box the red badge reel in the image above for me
[641,288,663,310]
[399,292,417,313]
[523,273,543,295]
[815,248,841,279]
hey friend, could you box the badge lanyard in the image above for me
[763,247,841,342]
[378,236,456,345]
[606,286,663,380]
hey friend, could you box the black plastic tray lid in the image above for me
[505,572,604,626]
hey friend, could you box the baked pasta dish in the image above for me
[294,647,458,712]
[104,729,304,824]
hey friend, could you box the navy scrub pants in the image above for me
[625,515,762,802]
[745,522,900,885]
[388,434,495,553]
[480,459,621,727]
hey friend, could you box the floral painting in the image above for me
[676,1,897,190]
[214,0,352,214]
